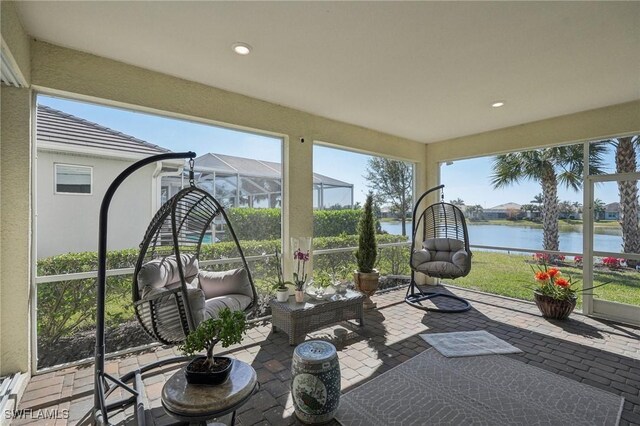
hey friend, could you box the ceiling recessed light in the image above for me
[491,101,505,108]
[232,43,252,56]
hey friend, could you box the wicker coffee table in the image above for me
[270,290,365,345]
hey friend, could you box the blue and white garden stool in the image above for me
[291,340,341,424]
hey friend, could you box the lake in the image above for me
[379,221,623,254]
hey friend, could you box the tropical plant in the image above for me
[355,193,377,273]
[449,198,465,206]
[179,308,247,371]
[593,198,606,221]
[531,264,607,301]
[606,136,639,266]
[466,204,484,220]
[292,248,310,291]
[491,144,606,251]
[364,157,413,236]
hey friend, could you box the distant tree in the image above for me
[364,158,413,236]
[558,201,576,218]
[466,204,484,220]
[449,198,465,206]
[491,144,606,251]
[593,198,606,221]
[604,136,639,266]
[531,194,544,205]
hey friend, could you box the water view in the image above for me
[380,221,623,254]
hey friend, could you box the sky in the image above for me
[39,95,622,208]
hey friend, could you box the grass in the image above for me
[448,251,640,308]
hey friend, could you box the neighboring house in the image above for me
[484,202,523,220]
[36,105,178,258]
[604,202,620,221]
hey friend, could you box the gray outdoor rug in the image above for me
[335,348,624,426]
[421,330,523,357]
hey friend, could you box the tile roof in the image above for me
[37,105,170,155]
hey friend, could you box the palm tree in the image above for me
[491,144,606,251]
[593,198,606,221]
[606,136,639,265]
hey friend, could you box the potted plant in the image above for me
[272,248,292,302]
[354,193,379,309]
[531,263,607,320]
[293,246,310,303]
[179,308,247,385]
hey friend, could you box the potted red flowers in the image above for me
[531,264,607,320]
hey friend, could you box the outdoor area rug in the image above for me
[421,330,523,357]
[335,348,624,426]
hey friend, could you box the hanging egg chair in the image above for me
[406,185,472,312]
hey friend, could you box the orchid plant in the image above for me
[293,248,310,291]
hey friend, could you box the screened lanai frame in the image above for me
[30,90,290,373]
[437,134,640,326]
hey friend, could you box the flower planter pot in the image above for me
[276,289,289,302]
[354,270,380,309]
[184,356,233,385]
[533,292,576,320]
[295,290,305,303]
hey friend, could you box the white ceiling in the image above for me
[15,1,640,143]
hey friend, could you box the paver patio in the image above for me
[14,286,640,425]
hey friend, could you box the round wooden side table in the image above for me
[161,359,258,425]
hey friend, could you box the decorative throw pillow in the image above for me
[198,268,253,300]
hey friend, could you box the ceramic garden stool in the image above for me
[291,340,341,424]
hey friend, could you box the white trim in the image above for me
[54,163,93,195]
[0,36,28,87]
[38,141,181,164]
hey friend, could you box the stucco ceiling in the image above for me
[15,1,640,143]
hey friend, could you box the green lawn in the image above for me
[448,251,640,307]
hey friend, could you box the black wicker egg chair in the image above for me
[405,185,472,313]
[93,152,257,425]
[132,185,258,345]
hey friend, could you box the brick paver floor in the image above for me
[14,286,640,425]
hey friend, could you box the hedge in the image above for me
[223,208,374,240]
[36,234,408,345]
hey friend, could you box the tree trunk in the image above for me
[541,169,560,252]
[615,137,640,267]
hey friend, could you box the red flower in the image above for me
[535,271,550,282]
[547,268,560,278]
[555,278,570,288]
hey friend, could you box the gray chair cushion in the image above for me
[198,268,253,300]
[411,238,470,277]
[137,254,199,291]
[203,294,252,320]
[141,284,206,326]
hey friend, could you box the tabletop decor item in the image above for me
[179,308,247,385]
[272,248,292,302]
[292,237,312,303]
[531,263,607,320]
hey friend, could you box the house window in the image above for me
[55,164,92,194]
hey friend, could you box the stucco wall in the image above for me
[0,1,31,85]
[0,85,32,375]
[36,151,157,258]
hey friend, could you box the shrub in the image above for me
[602,257,624,269]
[355,194,377,273]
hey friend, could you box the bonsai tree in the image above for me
[355,193,377,273]
[180,308,247,371]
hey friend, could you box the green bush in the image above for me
[36,234,408,344]
[224,207,366,240]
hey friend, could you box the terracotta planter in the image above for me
[533,292,576,320]
[354,270,380,309]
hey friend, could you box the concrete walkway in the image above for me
[14,286,640,425]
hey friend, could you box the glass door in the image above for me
[584,172,640,325]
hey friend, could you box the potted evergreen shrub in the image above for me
[180,308,247,385]
[354,193,379,309]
